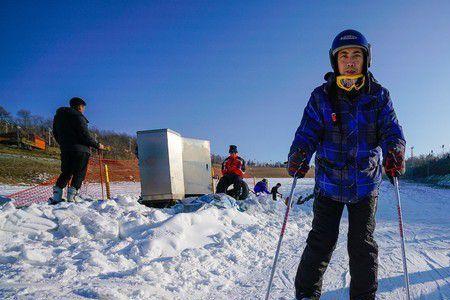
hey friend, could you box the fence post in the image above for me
[104,164,111,200]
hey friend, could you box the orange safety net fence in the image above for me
[7,156,254,207]
[7,153,141,207]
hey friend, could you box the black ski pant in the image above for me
[216,174,241,198]
[55,151,90,190]
[295,194,378,300]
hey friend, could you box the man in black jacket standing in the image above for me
[50,97,105,203]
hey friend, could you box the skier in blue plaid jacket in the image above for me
[288,30,406,300]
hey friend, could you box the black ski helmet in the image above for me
[69,97,87,108]
[229,145,238,154]
[329,29,371,73]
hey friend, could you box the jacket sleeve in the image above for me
[75,115,99,149]
[377,89,406,156]
[289,93,324,163]
[240,158,246,173]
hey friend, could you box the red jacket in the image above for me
[221,154,246,178]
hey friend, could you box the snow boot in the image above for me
[49,186,64,205]
[297,296,318,300]
[67,187,81,203]
[296,292,319,300]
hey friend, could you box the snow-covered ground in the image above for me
[0,179,449,299]
[0,184,31,196]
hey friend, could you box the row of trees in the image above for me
[405,152,450,179]
[91,129,137,159]
[0,105,137,159]
[0,106,53,136]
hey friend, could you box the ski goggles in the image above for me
[336,74,365,92]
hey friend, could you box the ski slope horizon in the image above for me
[0,178,449,299]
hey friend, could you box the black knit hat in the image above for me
[229,145,238,154]
[69,97,86,108]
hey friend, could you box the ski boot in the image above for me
[296,292,320,300]
[67,187,82,203]
[48,186,64,205]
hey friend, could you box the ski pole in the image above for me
[265,175,298,300]
[393,177,411,300]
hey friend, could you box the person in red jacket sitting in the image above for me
[221,145,246,177]
[216,145,249,200]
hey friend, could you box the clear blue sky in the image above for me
[1,1,449,161]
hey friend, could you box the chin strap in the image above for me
[336,74,365,92]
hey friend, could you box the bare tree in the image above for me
[0,106,12,133]
[0,106,12,121]
[31,115,44,127]
[17,109,32,129]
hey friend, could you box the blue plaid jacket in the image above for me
[289,73,405,203]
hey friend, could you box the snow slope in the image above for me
[0,179,448,299]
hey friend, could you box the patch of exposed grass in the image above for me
[0,144,60,159]
[0,156,60,184]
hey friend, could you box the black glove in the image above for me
[287,149,309,178]
[383,146,405,185]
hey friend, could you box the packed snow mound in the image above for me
[0,178,449,299]
[0,194,259,262]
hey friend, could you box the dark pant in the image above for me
[295,194,378,300]
[55,151,90,190]
[216,174,241,198]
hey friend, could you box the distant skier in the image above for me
[287,30,405,300]
[254,178,270,195]
[50,97,107,204]
[271,183,282,201]
[216,145,249,200]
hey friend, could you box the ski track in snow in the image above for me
[0,179,449,299]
